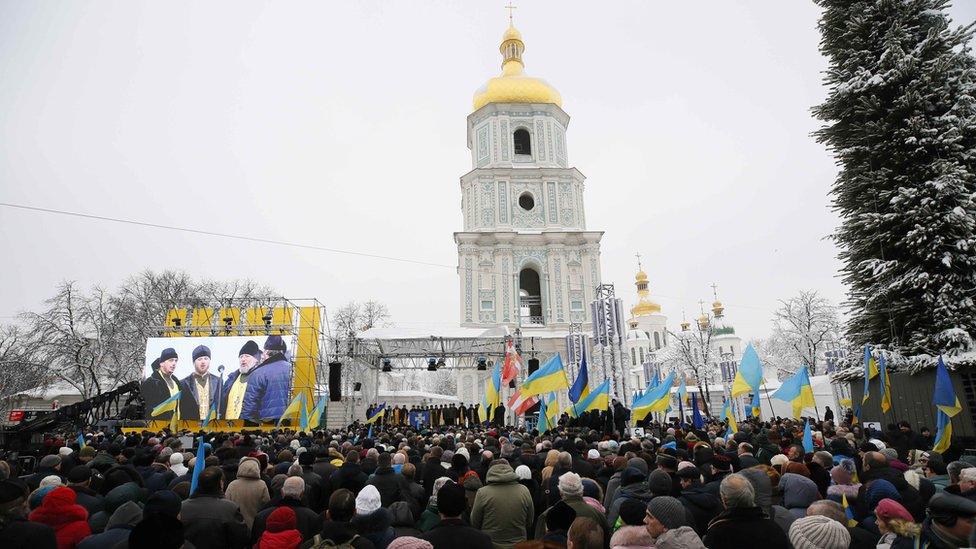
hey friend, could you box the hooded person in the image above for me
[77,501,142,549]
[241,336,293,420]
[256,506,302,549]
[419,481,492,549]
[470,462,535,549]
[351,485,395,549]
[225,456,270,529]
[87,481,146,534]
[28,486,91,549]
[607,467,656,526]
[737,467,794,535]
[608,498,655,549]
[677,465,722,536]
[779,473,820,519]
[169,453,188,477]
[826,459,860,500]
[222,340,262,420]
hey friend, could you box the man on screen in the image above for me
[180,345,220,420]
[141,348,195,420]
[221,340,261,420]
[241,336,292,421]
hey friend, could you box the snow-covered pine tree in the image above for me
[814,0,976,355]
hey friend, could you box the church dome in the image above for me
[630,266,661,317]
[472,23,562,112]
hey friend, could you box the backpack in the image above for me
[304,533,361,549]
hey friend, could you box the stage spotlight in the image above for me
[381,358,392,372]
[436,357,446,368]
[476,356,487,370]
[427,357,437,371]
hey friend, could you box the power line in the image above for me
[0,201,773,312]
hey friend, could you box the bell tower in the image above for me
[456,19,604,330]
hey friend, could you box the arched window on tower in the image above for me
[518,267,543,326]
[514,128,531,156]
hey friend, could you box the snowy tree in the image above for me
[332,300,390,337]
[0,325,47,407]
[769,290,842,375]
[814,0,976,355]
[665,318,716,416]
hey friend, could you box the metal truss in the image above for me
[342,334,510,370]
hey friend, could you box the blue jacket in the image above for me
[241,356,291,420]
[180,372,221,420]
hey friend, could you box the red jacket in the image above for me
[257,529,302,549]
[28,486,91,549]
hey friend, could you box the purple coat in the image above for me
[240,356,291,420]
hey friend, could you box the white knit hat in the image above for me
[558,472,583,496]
[59,447,73,456]
[356,485,382,515]
[789,515,851,549]
[515,464,532,480]
[771,454,789,467]
[587,449,600,459]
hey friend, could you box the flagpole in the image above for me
[762,382,776,418]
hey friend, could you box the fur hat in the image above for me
[192,345,211,361]
[789,515,851,549]
[238,340,261,359]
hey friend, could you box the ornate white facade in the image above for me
[456,25,603,331]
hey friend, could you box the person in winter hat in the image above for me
[608,498,654,549]
[644,496,688,539]
[703,473,790,549]
[388,537,433,549]
[873,498,918,549]
[788,515,851,549]
[470,461,535,549]
[225,456,270,529]
[28,486,91,549]
[351,485,395,549]
[76,500,142,549]
[0,479,58,549]
[536,471,611,545]
[779,473,820,519]
[256,506,302,549]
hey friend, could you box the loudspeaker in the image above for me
[329,361,342,401]
[353,382,362,392]
[527,358,540,374]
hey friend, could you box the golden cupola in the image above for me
[630,266,662,317]
[472,22,563,111]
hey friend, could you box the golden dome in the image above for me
[697,313,710,330]
[636,270,649,283]
[472,23,562,112]
[631,267,661,317]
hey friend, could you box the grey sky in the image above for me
[2,1,975,340]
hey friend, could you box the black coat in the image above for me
[318,520,375,549]
[703,506,791,549]
[141,370,197,420]
[0,518,57,549]
[367,466,409,508]
[860,466,924,521]
[179,493,249,549]
[421,458,449,501]
[251,497,323,545]
[331,462,368,496]
[420,518,492,549]
[69,485,104,517]
[679,482,722,536]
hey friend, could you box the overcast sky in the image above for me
[2,1,975,341]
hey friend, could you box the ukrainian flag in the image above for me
[862,345,879,404]
[677,377,688,406]
[77,432,86,449]
[879,353,892,414]
[537,398,550,433]
[633,371,676,421]
[842,493,857,526]
[151,392,182,417]
[731,344,764,397]
[721,399,738,434]
[568,349,590,405]
[366,402,386,425]
[545,392,560,425]
[572,379,610,415]
[278,393,307,427]
[485,360,502,412]
[201,401,218,430]
[307,393,328,430]
[933,356,962,454]
[771,365,815,418]
[521,354,569,398]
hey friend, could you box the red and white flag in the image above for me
[501,340,522,385]
[507,387,539,416]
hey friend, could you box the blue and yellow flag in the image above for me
[721,399,738,434]
[572,379,610,415]
[933,356,962,454]
[151,392,182,417]
[190,436,207,495]
[77,432,86,449]
[677,377,688,406]
[537,398,550,433]
[366,402,386,425]
[851,401,861,425]
[772,365,815,418]
[568,349,590,404]
[862,345,879,404]
[201,401,218,430]
[545,392,560,425]
[277,393,307,427]
[307,393,328,431]
[842,493,857,527]
[521,354,569,398]
[486,360,502,411]
[633,371,676,420]
[750,391,762,417]
[879,353,892,414]
[731,344,764,397]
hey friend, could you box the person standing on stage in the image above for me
[222,340,261,420]
[181,345,220,420]
[241,335,293,421]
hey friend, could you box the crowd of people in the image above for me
[1,414,974,549]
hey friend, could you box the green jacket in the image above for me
[471,463,535,549]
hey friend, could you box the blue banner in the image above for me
[409,410,430,429]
